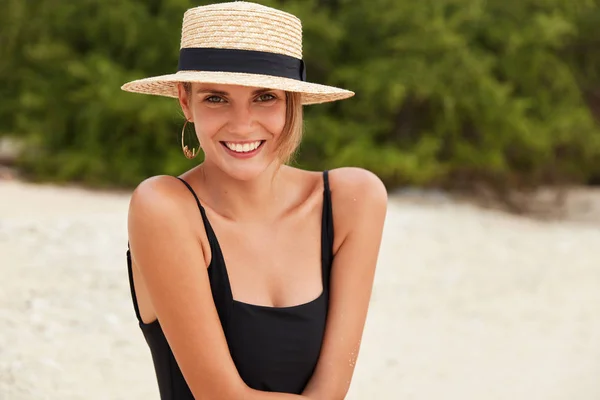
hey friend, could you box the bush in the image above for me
[2,0,600,189]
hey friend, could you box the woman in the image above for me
[122,2,387,399]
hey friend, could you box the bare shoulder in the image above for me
[128,174,207,269]
[301,167,387,398]
[327,168,388,243]
[128,175,200,235]
[129,175,190,214]
[328,167,387,204]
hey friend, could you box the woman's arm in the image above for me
[128,176,311,400]
[302,168,388,400]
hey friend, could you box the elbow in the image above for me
[330,385,351,400]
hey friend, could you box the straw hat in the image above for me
[121,1,354,105]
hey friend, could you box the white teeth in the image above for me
[225,141,262,153]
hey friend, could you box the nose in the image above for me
[226,103,255,137]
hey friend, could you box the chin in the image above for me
[212,141,280,181]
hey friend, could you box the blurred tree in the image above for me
[298,0,600,190]
[1,0,599,190]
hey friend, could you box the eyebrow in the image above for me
[195,88,273,96]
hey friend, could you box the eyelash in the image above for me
[204,93,277,103]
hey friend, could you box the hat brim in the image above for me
[121,71,354,105]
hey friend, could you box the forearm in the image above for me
[302,378,347,400]
[242,387,311,400]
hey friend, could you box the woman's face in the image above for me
[178,82,287,181]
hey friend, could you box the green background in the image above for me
[2,0,600,191]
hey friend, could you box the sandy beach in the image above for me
[1,178,600,399]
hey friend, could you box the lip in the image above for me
[220,140,265,159]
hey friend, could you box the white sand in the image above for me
[1,179,599,399]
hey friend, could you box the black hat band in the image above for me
[178,47,306,82]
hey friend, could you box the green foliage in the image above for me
[2,0,600,189]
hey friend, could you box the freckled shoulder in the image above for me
[326,167,388,249]
[301,167,387,398]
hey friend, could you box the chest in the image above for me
[225,295,327,393]
[208,204,324,308]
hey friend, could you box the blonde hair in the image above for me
[182,82,303,164]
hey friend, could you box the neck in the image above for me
[196,161,289,222]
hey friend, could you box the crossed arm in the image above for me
[127,168,387,400]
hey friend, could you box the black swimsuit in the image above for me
[126,171,334,398]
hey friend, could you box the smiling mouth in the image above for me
[220,140,265,154]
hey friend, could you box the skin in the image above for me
[127,82,388,399]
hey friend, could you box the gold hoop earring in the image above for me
[181,119,200,159]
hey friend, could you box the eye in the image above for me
[205,95,226,103]
[256,93,276,102]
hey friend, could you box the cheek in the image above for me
[261,104,287,136]
[193,110,225,142]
